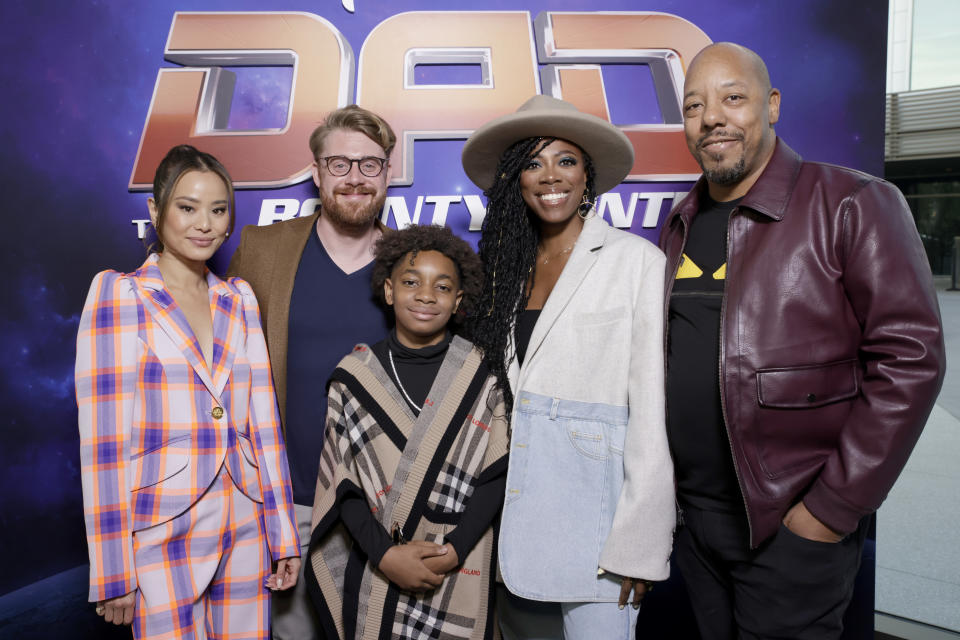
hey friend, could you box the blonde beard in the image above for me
[319,189,386,233]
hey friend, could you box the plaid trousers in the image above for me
[132,463,270,639]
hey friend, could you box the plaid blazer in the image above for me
[75,255,299,602]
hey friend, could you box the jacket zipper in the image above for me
[665,220,687,529]
[718,207,754,545]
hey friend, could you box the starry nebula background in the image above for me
[0,0,886,634]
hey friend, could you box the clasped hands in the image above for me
[379,541,459,592]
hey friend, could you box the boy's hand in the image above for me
[378,541,447,591]
[422,543,459,575]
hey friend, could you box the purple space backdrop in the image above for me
[0,0,886,603]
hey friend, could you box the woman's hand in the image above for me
[421,543,459,575]
[266,556,301,591]
[618,576,651,610]
[379,541,448,591]
[97,590,136,625]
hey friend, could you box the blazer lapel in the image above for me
[208,273,241,397]
[266,212,318,422]
[134,258,219,396]
[521,216,608,374]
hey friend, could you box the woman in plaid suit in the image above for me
[75,146,301,639]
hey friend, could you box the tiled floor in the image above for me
[876,291,960,633]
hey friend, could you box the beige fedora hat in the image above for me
[461,95,634,194]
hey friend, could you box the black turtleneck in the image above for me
[371,331,452,413]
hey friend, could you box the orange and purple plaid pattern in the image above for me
[76,255,299,604]
[133,463,270,639]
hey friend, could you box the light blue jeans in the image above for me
[497,585,639,640]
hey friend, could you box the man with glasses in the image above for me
[227,104,394,640]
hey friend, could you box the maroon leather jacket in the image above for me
[660,139,945,546]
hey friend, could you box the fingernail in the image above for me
[633,603,640,610]
[618,604,624,610]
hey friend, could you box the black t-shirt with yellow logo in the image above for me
[667,195,744,513]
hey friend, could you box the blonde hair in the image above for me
[308,105,397,160]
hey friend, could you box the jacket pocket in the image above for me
[573,306,628,326]
[757,360,860,409]
[130,434,191,491]
[236,431,260,468]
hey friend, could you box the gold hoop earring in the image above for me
[577,193,596,220]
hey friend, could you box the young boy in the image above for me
[305,225,508,640]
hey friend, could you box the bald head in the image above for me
[681,42,781,200]
[686,43,772,97]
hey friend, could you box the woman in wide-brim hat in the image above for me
[463,95,675,639]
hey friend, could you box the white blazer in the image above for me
[500,215,675,599]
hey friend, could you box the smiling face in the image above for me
[519,139,588,230]
[148,170,231,266]
[312,128,391,232]
[384,250,463,348]
[682,43,781,200]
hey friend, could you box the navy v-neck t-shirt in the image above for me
[285,231,390,506]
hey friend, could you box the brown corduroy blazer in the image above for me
[226,212,390,435]
[226,211,320,434]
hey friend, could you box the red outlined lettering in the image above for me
[131,11,712,190]
[357,11,540,186]
[535,11,710,181]
[130,12,352,190]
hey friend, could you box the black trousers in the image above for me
[676,504,867,640]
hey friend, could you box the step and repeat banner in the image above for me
[0,0,886,635]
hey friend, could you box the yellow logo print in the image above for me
[713,264,726,280]
[677,254,703,279]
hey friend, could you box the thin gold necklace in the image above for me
[538,242,575,265]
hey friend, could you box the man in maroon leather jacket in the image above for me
[659,43,945,639]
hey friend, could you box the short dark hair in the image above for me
[309,104,397,160]
[372,225,482,327]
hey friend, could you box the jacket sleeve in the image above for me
[236,278,301,560]
[599,246,676,581]
[76,271,139,602]
[802,179,945,535]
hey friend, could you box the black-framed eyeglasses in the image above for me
[320,155,387,177]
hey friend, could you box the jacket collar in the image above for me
[519,214,608,377]
[132,253,239,399]
[666,137,803,230]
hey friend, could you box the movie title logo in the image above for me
[129,10,711,191]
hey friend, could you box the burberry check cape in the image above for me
[305,336,508,640]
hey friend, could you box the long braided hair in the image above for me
[466,136,597,415]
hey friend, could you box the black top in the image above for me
[285,232,390,506]
[666,195,745,513]
[371,331,451,413]
[515,308,541,367]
